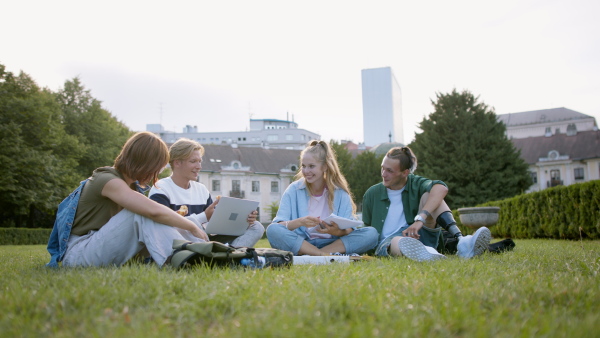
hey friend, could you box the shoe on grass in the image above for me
[397,237,446,262]
[457,226,491,259]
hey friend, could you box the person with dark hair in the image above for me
[149,138,264,247]
[362,146,491,261]
[267,141,379,256]
[47,132,208,268]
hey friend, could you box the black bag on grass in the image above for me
[167,240,293,269]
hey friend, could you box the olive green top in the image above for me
[71,167,124,236]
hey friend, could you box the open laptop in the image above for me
[204,196,260,236]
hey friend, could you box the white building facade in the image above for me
[196,144,301,223]
[361,67,404,147]
[498,107,600,192]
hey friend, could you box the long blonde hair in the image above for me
[295,140,357,216]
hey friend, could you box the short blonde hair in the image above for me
[114,131,169,186]
[169,138,205,167]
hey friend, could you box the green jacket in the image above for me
[362,174,447,235]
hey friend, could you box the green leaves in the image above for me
[0,64,132,228]
[411,89,531,209]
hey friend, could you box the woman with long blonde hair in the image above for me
[266,140,378,256]
[47,132,208,267]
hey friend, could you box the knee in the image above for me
[252,221,266,234]
[363,227,380,245]
[266,223,286,239]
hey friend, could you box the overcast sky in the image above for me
[3,0,599,144]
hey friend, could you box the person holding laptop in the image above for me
[47,132,208,268]
[149,138,264,247]
[266,141,379,256]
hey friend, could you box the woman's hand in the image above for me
[298,216,321,228]
[317,221,348,237]
[190,226,209,241]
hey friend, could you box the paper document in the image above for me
[293,256,351,265]
[321,213,363,229]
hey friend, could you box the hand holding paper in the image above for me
[321,213,364,230]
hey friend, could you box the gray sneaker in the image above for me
[397,237,446,262]
[457,227,491,258]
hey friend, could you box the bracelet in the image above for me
[420,210,432,219]
[284,221,290,230]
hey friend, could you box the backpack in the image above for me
[167,240,293,269]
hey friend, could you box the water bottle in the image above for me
[240,257,266,268]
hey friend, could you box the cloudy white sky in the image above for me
[3,0,599,144]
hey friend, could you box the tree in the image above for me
[329,140,353,178]
[409,89,531,209]
[55,77,132,178]
[0,65,83,227]
[347,150,384,209]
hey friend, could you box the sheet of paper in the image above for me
[321,213,364,229]
[293,256,350,265]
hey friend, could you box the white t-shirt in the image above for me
[306,189,332,240]
[381,187,407,240]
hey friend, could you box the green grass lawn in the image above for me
[1,239,599,337]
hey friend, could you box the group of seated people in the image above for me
[47,132,492,268]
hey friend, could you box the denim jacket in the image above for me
[272,178,354,236]
[46,179,88,267]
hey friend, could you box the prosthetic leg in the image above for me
[436,211,463,238]
[437,211,463,254]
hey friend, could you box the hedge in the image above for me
[0,228,51,245]
[454,179,600,240]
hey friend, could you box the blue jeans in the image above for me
[267,223,379,255]
[375,225,442,256]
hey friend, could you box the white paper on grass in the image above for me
[321,213,363,230]
[293,256,351,265]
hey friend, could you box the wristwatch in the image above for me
[414,214,426,223]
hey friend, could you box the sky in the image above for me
[3,0,599,144]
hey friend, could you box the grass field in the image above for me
[1,239,599,337]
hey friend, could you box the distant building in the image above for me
[497,107,597,139]
[498,107,600,192]
[361,67,404,147]
[149,118,320,150]
[195,144,301,223]
[511,129,600,192]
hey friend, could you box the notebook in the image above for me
[204,196,260,236]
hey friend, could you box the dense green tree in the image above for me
[329,140,353,178]
[0,65,83,227]
[55,77,131,177]
[409,89,531,209]
[347,150,384,209]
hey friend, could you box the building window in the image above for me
[301,134,306,141]
[232,180,241,193]
[267,135,278,141]
[252,181,260,192]
[529,171,537,184]
[271,181,279,193]
[212,180,221,192]
[286,134,293,141]
[574,168,584,180]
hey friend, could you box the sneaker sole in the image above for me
[398,237,446,262]
[472,227,491,257]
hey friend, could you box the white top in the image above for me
[306,189,332,240]
[381,187,407,240]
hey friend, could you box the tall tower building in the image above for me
[361,67,404,146]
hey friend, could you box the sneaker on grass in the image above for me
[397,237,446,262]
[457,226,491,259]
